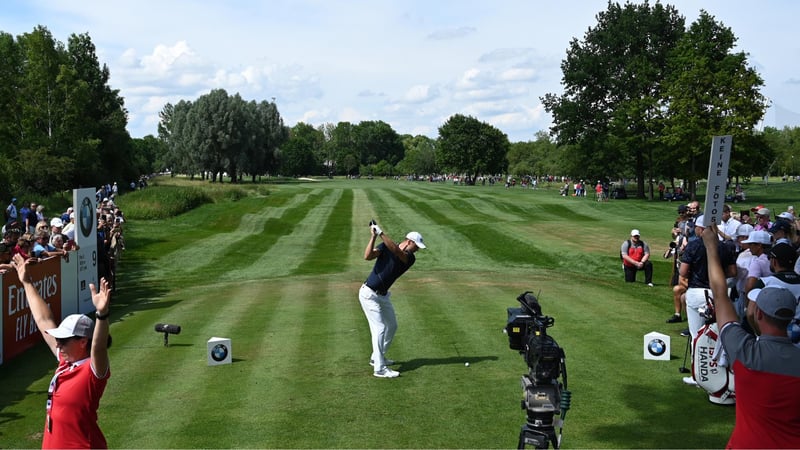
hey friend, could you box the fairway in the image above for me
[2,178,757,448]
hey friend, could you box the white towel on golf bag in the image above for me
[712,335,729,367]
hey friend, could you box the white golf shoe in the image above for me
[374,367,400,378]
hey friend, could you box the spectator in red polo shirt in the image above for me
[621,229,653,286]
[10,253,113,449]
[702,224,800,449]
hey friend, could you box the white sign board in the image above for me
[644,331,671,361]
[702,135,733,225]
[73,188,98,313]
[207,337,232,366]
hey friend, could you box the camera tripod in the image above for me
[517,375,569,449]
[518,423,558,450]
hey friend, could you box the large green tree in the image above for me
[398,135,438,176]
[660,10,768,195]
[762,126,800,177]
[506,131,563,178]
[437,114,509,182]
[353,120,404,171]
[541,2,685,197]
[246,99,286,181]
[0,26,132,198]
[327,122,358,175]
[281,122,322,176]
[158,92,287,181]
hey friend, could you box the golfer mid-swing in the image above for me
[359,220,425,378]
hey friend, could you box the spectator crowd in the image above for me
[2,186,126,292]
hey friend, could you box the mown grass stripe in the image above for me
[224,189,342,281]
[154,189,322,282]
[364,188,491,272]
[293,189,353,275]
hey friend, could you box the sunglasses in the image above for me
[55,336,79,346]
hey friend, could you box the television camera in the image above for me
[505,291,571,449]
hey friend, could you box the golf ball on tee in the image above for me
[465,362,470,367]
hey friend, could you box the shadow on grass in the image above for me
[586,379,735,448]
[398,355,499,372]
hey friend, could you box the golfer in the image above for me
[11,253,112,449]
[359,221,425,378]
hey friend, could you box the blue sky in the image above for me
[2,1,799,142]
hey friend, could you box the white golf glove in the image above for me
[371,224,383,236]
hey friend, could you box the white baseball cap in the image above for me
[405,231,426,249]
[736,223,754,237]
[630,229,640,237]
[46,314,94,338]
[742,230,772,245]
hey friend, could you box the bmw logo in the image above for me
[79,197,94,238]
[211,343,229,362]
[647,338,667,357]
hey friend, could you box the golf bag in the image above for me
[689,296,735,405]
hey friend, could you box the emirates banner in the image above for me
[0,188,97,365]
[1,257,63,364]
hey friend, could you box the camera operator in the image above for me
[667,205,690,323]
[701,223,800,448]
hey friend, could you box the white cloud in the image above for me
[426,26,477,40]
[140,41,200,76]
[500,68,538,82]
[403,85,439,103]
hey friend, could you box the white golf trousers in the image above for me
[686,287,712,340]
[359,284,397,371]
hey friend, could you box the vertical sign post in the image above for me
[703,136,733,225]
[74,188,98,314]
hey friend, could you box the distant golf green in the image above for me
[2,176,796,448]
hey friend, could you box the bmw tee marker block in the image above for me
[207,337,232,366]
[644,331,670,361]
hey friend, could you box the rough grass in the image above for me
[2,177,798,448]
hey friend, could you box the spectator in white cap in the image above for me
[62,211,76,237]
[49,217,64,247]
[9,252,112,449]
[359,221,425,378]
[743,230,773,297]
[753,207,773,231]
[733,223,756,318]
[620,229,653,287]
